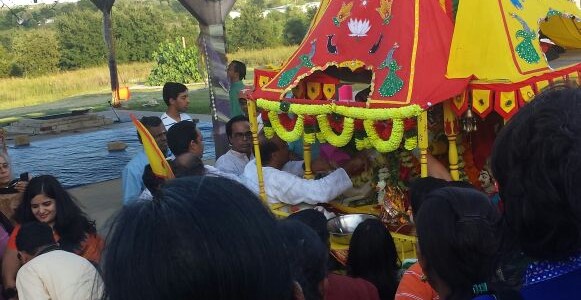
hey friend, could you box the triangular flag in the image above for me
[130,114,175,179]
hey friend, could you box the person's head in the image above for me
[16,175,95,250]
[138,116,168,154]
[103,176,295,300]
[409,177,449,219]
[171,152,206,178]
[15,222,57,264]
[226,115,252,155]
[162,82,189,112]
[259,134,290,169]
[279,219,328,300]
[492,85,581,261]
[415,187,500,300]
[347,218,400,300]
[287,209,330,249]
[227,60,246,82]
[0,152,12,187]
[239,98,249,116]
[166,121,203,157]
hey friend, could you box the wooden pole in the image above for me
[248,100,267,203]
[303,141,313,179]
[418,110,428,177]
[443,100,460,181]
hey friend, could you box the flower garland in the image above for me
[355,137,373,150]
[268,111,304,142]
[256,99,422,120]
[317,115,354,147]
[403,137,418,150]
[255,99,425,153]
[364,119,404,152]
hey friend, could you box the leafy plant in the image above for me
[146,39,203,86]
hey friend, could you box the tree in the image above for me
[0,45,11,78]
[56,9,107,70]
[226,3,280,51]
[11,29,60,77]
[146,39,203,86]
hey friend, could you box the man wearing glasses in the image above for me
[215,115,253,176]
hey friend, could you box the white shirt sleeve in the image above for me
[17,267,51,300]
[215,154,239,175]
[281,160,305,177]
[267,168,353,205]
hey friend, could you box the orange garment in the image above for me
[395,262,439,300]
[7,225,104,263]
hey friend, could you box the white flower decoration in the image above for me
[348,18,371,37]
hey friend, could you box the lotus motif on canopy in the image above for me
[348,18,371,37]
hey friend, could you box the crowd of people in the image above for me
[0,63,578,300]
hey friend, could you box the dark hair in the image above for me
[226,115,249,138]
[287,209,329,247]
[259,135,281,165]
[279,220,327,300]
[409,177,449,218]
[162,82,188,106]
[16,222,55,254]
[230,60,246,80]
[15,175,96,253]
[491,85,581,261]
[102,176,294,300]
[166,121,198,156]
[170,153,206,178]
[416,187,500,300]
[136,116,163,144]
[142,165,165,197]
[346,219,400,300]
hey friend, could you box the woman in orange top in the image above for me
[1,175,103,299]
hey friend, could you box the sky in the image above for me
[4,0,78,6]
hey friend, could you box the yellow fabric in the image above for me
[307,82,322,100]
[448,0,581,82]
[130,115,174,179]
[499,91,517,114]
[472,89,492,115]
[536,80,550,92]
[519,85,536,103]
[540,15,581,49]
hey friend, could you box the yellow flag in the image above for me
[130,114,175,179]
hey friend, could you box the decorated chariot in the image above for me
[243,0,581,261]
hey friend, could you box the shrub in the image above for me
[146,39,203,86]
[11,29,60,77]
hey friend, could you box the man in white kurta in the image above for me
[241,135,366,205]
[15,223,102,300]
[215,116,253,176]
[16,250,103,300]
[242,159,353,205]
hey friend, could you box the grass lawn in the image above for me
[0,84,212,126]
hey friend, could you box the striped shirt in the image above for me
[160,112,193,130]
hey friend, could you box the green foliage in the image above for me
[56,10,107,70]
[0,46,11,78]
[146,39,203,86]
[283,17,308,45]
[11,29,60,77]
[113,3,169,62]
[226,4,280,52]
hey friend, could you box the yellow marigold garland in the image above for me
[403,137,418,150]
[264,126,274,139]
[364,119,404,152]
[355,137,373,150]
[317,115,354,147]
[268,111,304,142]
[256,99,423,120]
[304,132,316,144]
